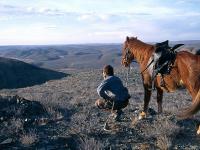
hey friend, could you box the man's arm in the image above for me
[97,80,110,100]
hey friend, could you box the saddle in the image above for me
[154,40,176,76]
[152,40,184,81]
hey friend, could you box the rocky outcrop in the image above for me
[0,95,48,122]
[0,57,67,89]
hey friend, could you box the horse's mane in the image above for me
[128,37,153,49]
[128,37,154,62]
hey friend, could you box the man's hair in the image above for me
[103,65,114,76]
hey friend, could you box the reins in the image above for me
[140,59,154,74]
[123,47,132,87]
[123,46,156,91]
[125,65,130,87]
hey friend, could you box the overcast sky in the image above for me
[0,0,200,45]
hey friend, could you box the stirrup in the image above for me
[160,82,165,87]
[160,77,166,87]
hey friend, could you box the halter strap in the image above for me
[124,47,132,62]
[125,65,130,86]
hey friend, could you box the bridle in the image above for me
[123,47,132,65]
[122,47,133,86]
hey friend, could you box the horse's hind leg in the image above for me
[156,87,163,113]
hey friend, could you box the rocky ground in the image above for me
[0,66,199,149]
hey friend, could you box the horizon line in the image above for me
[0,39,200,47]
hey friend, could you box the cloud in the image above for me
[77,13,114,22]
[0,4,66,16]
[27,7,65,16]
[0,4,22,15]
[77,13,93,21]
[0,23,64,45]
[91,31,131,37]
[0,0,200,44]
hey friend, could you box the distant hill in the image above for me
[170,40,200,54]
[0,57,67,89]
[0,44,122,70]
[0,41,199,70]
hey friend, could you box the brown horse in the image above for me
[121,36,200,119]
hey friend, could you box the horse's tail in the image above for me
[178,89,200,119]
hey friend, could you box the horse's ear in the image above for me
[171,44,184,51]
[126,36,130,42]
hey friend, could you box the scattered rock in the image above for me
[0,138,13,145]
[0,95,48,125]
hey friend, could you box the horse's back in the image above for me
[177,51,200,65]
[176,51,200,96]
[176,51,200,73]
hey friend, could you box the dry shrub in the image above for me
[79,137,103,150]
[139,143,151,150]
[46,106,63,121]
[20,131,38,146]
[154,118,180,149]
[140,116,180,149]
[156,118,179,135]
[156,134,171,150]
[8,118,24,134]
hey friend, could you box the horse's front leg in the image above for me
[139,73,152,119]
[139,72,152,119]
[143,84,152,113]
[156,87,163,114]
[139,84,152,119]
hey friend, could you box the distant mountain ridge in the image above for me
[0,40,199,70]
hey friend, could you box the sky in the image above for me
[0,0,200,45]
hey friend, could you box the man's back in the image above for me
[95,65,130,125]
[97,75,130,102]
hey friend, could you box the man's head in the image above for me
[103,65,114,78]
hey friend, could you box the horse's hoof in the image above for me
[138,111,147,120]
[197,125,200,135]
[103,122,111,131]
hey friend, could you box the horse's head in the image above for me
[121,36,136,67]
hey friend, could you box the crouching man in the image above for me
[95,65,131,121]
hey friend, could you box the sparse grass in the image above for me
[79,137,103,150]
[8,118,24,134]
[156,118,180,136]
[139,116,180,149]
[156,134,171,150]
[0,67,199,149]
[46,106,64,121]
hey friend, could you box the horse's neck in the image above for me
[131,41,154,65]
